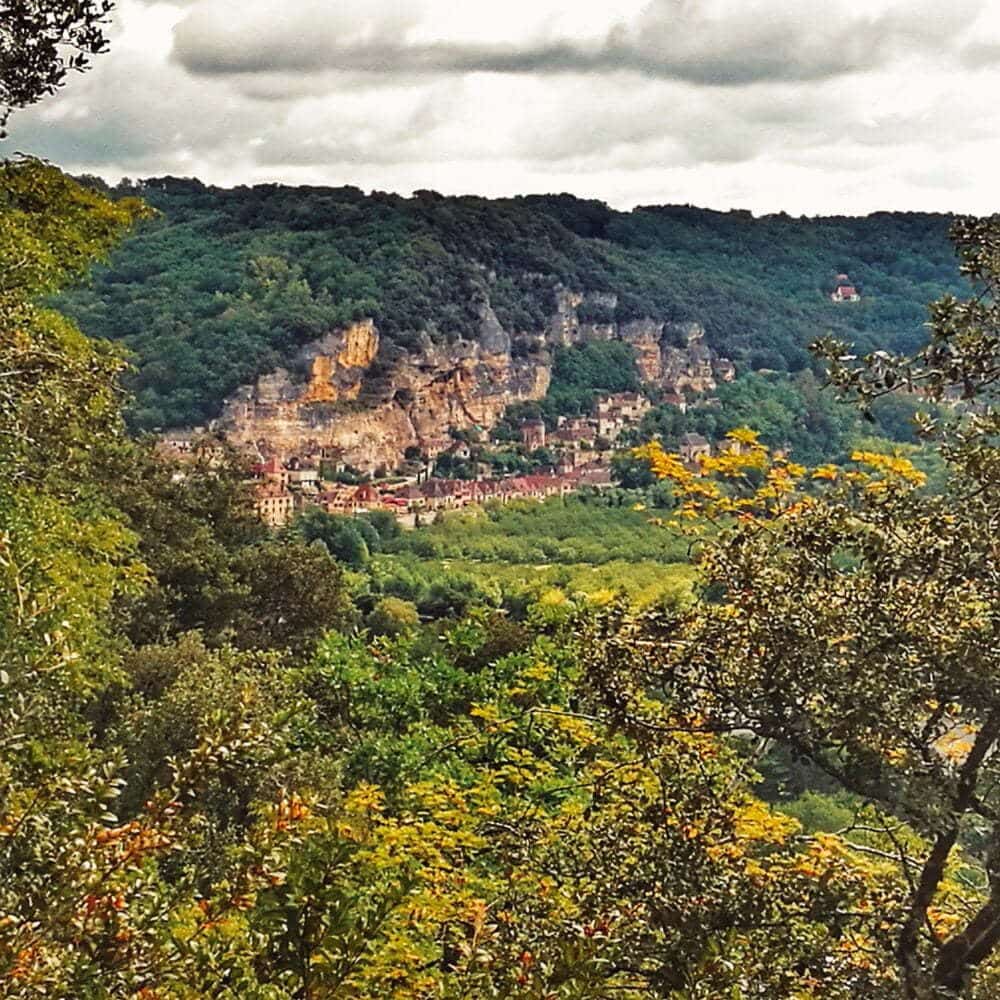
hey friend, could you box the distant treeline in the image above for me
[58,176,966,429]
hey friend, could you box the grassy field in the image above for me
[392,498,691,565]
[369,497,697,613]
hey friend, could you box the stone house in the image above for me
[254,482,295,528]
[252,456,290,490]
[317,487,360,515]
[352,483,383,511]
[287,466,320,493]
[520,419,546,451]
[678,432,711,468]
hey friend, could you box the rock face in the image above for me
[214,290,732,472]
[619,319,665,383]
[218,312,550,473]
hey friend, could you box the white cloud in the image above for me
[5,0,1000,215]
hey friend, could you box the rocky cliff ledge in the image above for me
[214,292,732,472]
[217,309,550,472]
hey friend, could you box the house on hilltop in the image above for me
[831,273,861,302]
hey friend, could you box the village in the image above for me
[159,314,756,530]
[162,388,732,528]
[242,390,655,528]
[246,385,738,527]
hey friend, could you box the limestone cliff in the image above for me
[218,308,550,473]
[215,291,731,472]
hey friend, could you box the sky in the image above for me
[9,0,1000,216]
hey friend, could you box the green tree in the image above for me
[622,216,1000,998]
[611,449,657,488]
[0,0,113,133]
[366,596,420,636]
[294,507,371,568]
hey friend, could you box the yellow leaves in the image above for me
[344,782,385,816]
[704,451,763,479]
[470,702,498,722]
[586,588,618,606]
[766,465,799,496]
[728,427,763,446]
[851,450,927,487]
[836,931,878,971]
[812,464,839,481]
[826,632,857,648]
[934,723,977,764]
[788,831,858,882]
[635,432,821,530]
[468,702,513,737]
[927,905,963,938]
[733,800,799,846]
[273,792,311,832]
[519,660,554,683]
[536,588,569,608]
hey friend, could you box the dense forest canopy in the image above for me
[57,176,966,429]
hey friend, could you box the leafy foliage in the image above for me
[0,0,113,134]
[8,52,1000,995]
[617,292,1000,995]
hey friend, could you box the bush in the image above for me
[366,596,420,636]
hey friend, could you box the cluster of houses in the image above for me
[249,455,614,528]
[250,427,760,528]
[243,390,670,528]
[519,391,653,467]
[163,382,758,530]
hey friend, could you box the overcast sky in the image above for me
[9,0,1000,215]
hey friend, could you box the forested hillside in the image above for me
[58,177,966,429]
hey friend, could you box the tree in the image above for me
[614,216,1000,997]
[0,0,114,134]
[294,507,371,568]
[611,449,657,489]
[229,538,353,652]
[366,596,420,636]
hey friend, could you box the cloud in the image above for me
[171,0,982,87]
[5,0,1000,219]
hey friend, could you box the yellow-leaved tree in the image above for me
[607,217,1000,998]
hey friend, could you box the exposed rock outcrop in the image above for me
[213,290,732,472]
[218,314,550,473]
[619,319,665,382]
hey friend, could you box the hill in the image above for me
[56,178,966,433]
